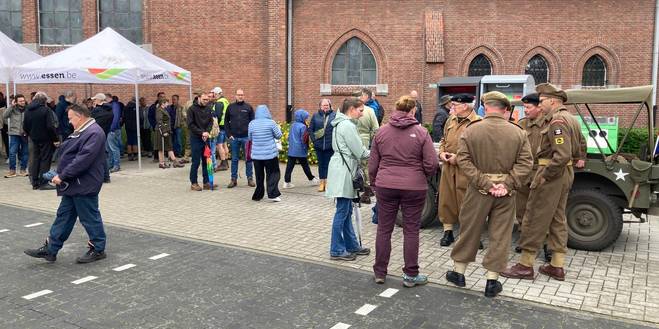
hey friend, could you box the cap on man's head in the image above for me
[536,83,567,102]
[91,93,106,102]
[211,87,222,94]
[481,91,510,110]
[450,94,474,104]
[438,95,452,106]
[521,93,540,105]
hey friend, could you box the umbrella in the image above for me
[352,200,363,247]
[203,142,214,190]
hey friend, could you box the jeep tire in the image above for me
[566,189,623,251]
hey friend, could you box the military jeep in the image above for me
[403,85,657,251]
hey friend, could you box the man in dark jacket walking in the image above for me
[431,95,452,142]
[23,92,58,190]
[224,89,255,188]
[25,104,108,263]
[55,91,75,141]
[187,92,216,191]
[90,93,113,183]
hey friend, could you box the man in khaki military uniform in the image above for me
[438,94,480,246]
[445,91,533,298]
[503,83,582,281]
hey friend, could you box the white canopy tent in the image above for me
[0,30,42,103]
[14,27,192,169]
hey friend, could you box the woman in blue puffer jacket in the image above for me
[248,105,283,202]
[283,109,319,189]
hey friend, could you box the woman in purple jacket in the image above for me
[369,95,439,287]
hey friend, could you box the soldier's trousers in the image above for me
[518,166,573,254]
[450,185,516,273]
[438,163,467,225]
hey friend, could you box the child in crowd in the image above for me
[283,109,319,188]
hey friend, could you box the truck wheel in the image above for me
[566,189,623,251]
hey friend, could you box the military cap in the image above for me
[481,91,511,110]
[521,92,540,105]
[450,93,474,103]
[438,95,452,106]
[536,83,567,102]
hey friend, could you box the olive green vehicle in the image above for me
[403,85,656,251]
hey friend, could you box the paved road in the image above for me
[0,205,654,329]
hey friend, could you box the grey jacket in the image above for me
[2,105,26,136]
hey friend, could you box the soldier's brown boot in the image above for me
[539,264,565,281]
[501,263,534,280]
[227,179,237,188]
[190,184,202,191]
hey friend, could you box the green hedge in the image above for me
[617,128,656,155]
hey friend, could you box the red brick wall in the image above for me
[11,0,658,127]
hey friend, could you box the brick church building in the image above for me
[1,0,657,123]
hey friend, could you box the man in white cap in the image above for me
[211,87,230,171]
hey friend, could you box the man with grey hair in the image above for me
[23,91,58,190]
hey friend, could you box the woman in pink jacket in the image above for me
[369,95,439,287]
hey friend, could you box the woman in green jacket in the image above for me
[326,97,371,261]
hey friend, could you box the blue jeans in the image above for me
[8,135,28,170]
[172,127,183,157]
[189,136,209,185]
[48,195,106,255]
[330,197,361,256]
[209,137,217,168]
[106,130,122,168]
[230,137,253,179]
[315,148,334,179]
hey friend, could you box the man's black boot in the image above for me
[76,243,106,264]
[440,230,454,246]
[445,271,466,287]
[24,240,56,262]
[484,279,503,298]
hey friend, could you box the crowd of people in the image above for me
[7,82,586,299]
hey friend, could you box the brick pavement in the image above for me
[1,159,658,325]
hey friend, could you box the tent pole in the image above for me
[5,83,9,100]
[135,83,142,171]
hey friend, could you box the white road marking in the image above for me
[354,303,377,316]
[330,323,351,329]
[22,290,53,300]
[0,229,9,233]
[148,253,170,260]
[379,288,399,298]
[23,223,43,228]
[112,264,136,272]
[71,276,98,285]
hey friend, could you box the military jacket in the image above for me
[536,107,579,181]
[439,110,480,154]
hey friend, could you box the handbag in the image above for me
[334,122,365,192]
[313,113,330,140]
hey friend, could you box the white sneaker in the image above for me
[282,182,295,189]
[268,197,282,202]
[310,177,320,186]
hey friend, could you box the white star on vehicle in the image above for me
[613,169,629,181]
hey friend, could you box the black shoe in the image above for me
[24,241,56,262]
[484,279,503,298]
[514,245,522,253]
[76,247,106,264]
[104,178,111,183]
[351,247,370,256]
[39,183,56,190]
[440,230,454,247]
[478,241,484,250]
[446,270,466,287]
[543,244,553,263]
